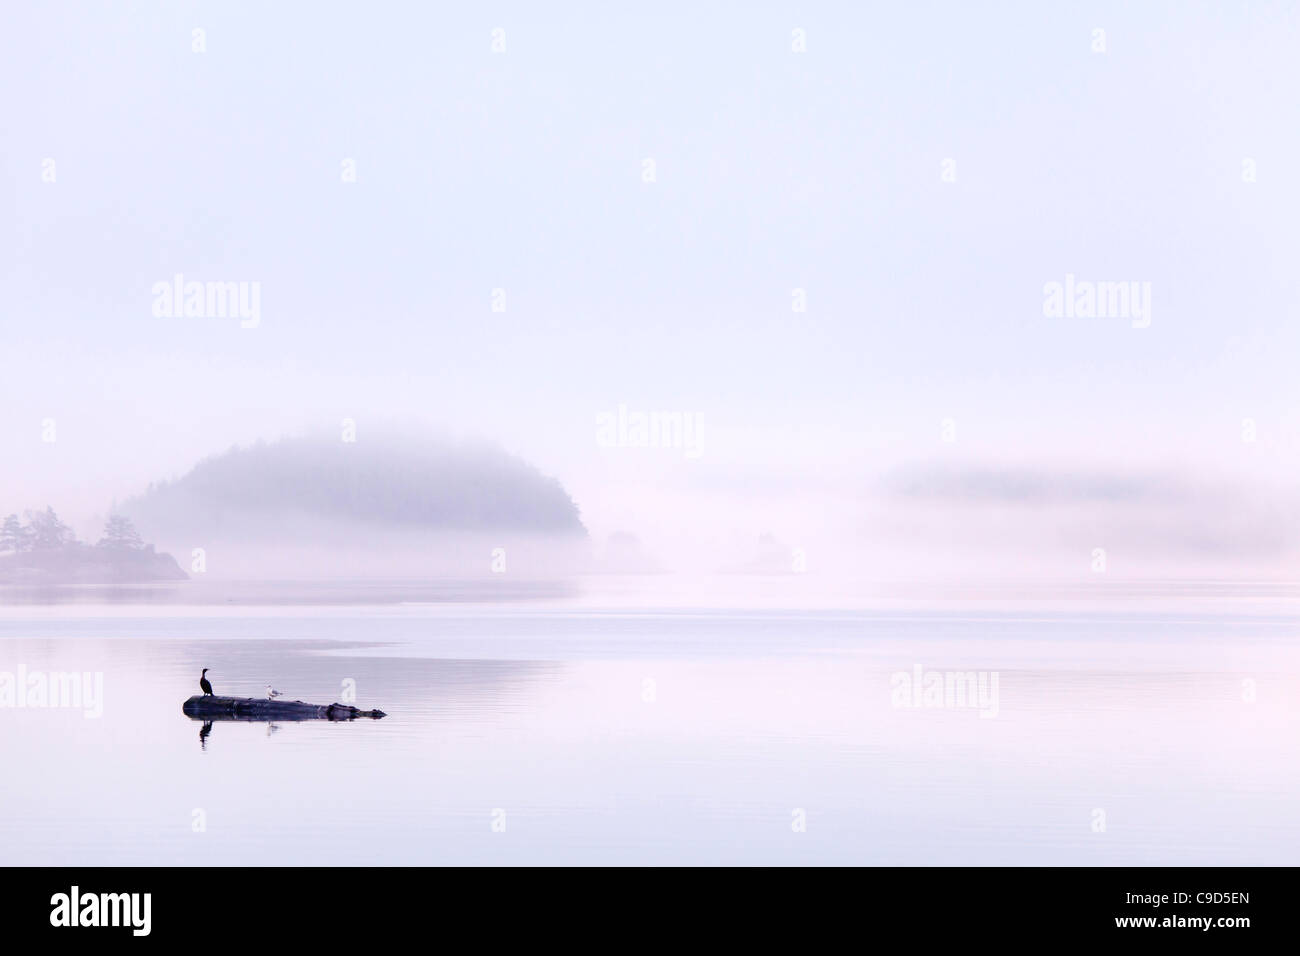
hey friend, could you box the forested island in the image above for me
[122,433,585,537]
[0,508,187,584]
[1,433,586,586]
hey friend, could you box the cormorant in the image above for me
[199,668,214,696]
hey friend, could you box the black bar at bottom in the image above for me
[0,866,1279,942]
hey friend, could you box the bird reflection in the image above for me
[196,719,288,746]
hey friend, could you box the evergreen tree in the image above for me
[26,507,76,550]
[0,514,29,553]
[98,514,145,551]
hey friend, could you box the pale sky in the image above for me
[2,2,1298,575]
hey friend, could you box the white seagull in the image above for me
[266,684,284,699]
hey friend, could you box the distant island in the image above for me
[0,508,188,585]
[2,433,588,585]
[122,432,586,538]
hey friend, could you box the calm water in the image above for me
[1,581,1297,865]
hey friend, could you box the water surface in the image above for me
[1,582,1296,865]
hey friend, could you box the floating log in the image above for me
[182,695,386,721]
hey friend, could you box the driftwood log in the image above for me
[182,695,386,721]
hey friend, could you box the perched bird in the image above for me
[266,684,283,700]
[199,668,214,696]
